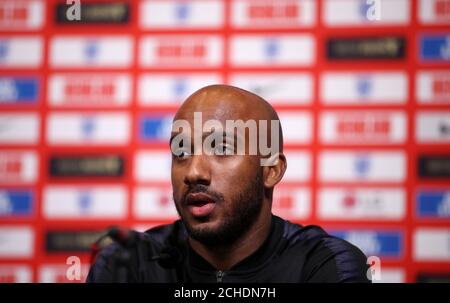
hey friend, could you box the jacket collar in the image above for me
[182,215,285,272]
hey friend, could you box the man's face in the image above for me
[170,101,266,246]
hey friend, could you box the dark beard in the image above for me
[174,170,264,247]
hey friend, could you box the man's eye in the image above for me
[173,148,191,159]
[214,143,233,155]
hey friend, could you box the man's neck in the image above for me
[188,211,273,271]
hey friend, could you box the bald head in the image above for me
[170,85,287,250]
[173,84,284,153]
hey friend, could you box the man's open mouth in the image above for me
[185,192,217,218]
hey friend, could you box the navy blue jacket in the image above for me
[87,215,371,283]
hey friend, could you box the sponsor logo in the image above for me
[134,186,178,219]
[48,74,131,107]
[321,72,407,104]
[327,36,405,60]
[0,226,34,258]
[416,111,450,143]
[416,190,450,218]
[0,77,39,105]
[140,0,223,29]
[229,73,313,105]
[49,155,124,178]
[46,112,130,145]
[0,0,44,30]
[319,151,406,182]
[355,154,371,178]
[0,37,43,68]
[230,34,315,66]
[56,2,129,24]
[418,155,450,178]
[139,114,174,142]
[138,73,222,105]
[50,36,132,68]
[318,188,405,220]
[414,228,450,260]
[416,71,450,103]
[320,111,407,144]
[0,151,38,184]
[45,230,104,253]
[0,190,33,217]
[419,0,450,25]
[43,186,127,219]
[232,0,315,28]
[323,0,409,26]
[356,76,373,97]
[0,113,40,144]
[272,187,310,220]
[140,35,222,68]
[419,34,450,62]
[331,230,403,258]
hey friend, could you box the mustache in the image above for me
[183,184,224,204]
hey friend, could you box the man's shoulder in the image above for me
[278,216,330,247]
[278,217,370,282]
[279,217,365,255]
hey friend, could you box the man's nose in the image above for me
[184,154,211,186]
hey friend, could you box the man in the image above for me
[87,85,370,283]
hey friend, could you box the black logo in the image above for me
[56,2,130,24]
[418,155,450,178]
[327,36,405,60]
[45,230,107,252]
[417,273,450,283]
[49,155,125,177]
[439,122,450,136]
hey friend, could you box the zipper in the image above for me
[216,270,225,282]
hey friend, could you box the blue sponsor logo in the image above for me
[0,77,39,104]
[85,40,99,61]
[417,190,450,219]
[78,191,92,214]
[419,34,450,62]
[175,2,190,22]
[81,116,96,139]
[331,230,402,258]
[359,0,370,19]
[354,154,370,179]
[264,38,280,60]
[0,190,33,217]
[139,115,173,142]
[356,76,372,99]
[172,78,187,99]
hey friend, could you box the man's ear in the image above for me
[263,153,287,189]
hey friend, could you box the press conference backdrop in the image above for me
[0,0,449,283]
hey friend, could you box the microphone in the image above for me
[90,225,183,271]
[107,226,139,248]
[107,226,183,269]
[89,226,139,265]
